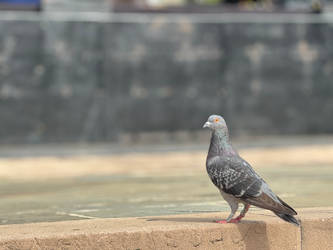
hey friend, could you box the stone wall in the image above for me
[0,208,332,249]
[43,0,111,12]
[0,13,333,143]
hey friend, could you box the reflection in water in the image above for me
[0,164,332,225]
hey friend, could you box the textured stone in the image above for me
[0,14,333,143]
[1,207,332,249]
[300,208,333,250]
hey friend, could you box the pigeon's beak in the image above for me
[203,121,211,129]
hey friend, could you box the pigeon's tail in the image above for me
[274,212,300,226]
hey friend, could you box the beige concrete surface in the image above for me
[301,213,333,250]
[0,207,332,250]
[1,144,333,180]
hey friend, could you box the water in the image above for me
[0,164,332,225]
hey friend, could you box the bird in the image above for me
[203,114,299,226]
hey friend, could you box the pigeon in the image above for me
[203,114,299,226]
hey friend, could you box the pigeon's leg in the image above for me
[232,204,250,223]
[215,200,239,224]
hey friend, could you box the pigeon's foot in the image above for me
[228,218,242,223]
[215,204,250,224]
[215,218,240,224]
[215,219,228,224]
[230,204,249,223]
[233,214,245,222]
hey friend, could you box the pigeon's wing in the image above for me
[207,156,296,215]
[244,183,297,215]
[207,156,263,197]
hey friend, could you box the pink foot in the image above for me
[228,218,241,223]
[215,218,240,224]
[215,220,228,224]
[215,215,244,224]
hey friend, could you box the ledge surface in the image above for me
[0,207,332,249]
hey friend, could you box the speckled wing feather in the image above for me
[206,156,297,215]
[206,156,262,198]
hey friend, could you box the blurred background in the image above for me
[0,0,332,225]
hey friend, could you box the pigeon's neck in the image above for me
[208,129,235,157]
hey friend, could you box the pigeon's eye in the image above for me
[214,118,220,123]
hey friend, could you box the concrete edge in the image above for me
[0,207,332,250]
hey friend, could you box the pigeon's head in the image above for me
[203,115,227,131]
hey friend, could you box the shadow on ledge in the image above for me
[143,217,275,250]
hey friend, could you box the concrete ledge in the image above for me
[0,207,332,249]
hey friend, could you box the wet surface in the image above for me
[0,164,332,225]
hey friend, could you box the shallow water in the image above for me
[0,164,332,225]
